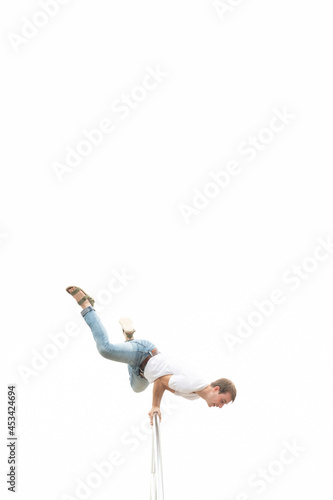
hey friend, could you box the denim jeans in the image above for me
[81,306,157,393]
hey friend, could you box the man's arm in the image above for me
[148,375,174,425]
[153,378,166,407]
[148,379,166,425]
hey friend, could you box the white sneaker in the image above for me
[119,317,135,334]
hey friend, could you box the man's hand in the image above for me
[148,406,162,426]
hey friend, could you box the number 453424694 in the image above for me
[8,386,16,436]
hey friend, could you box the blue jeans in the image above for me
[81,306,157,393]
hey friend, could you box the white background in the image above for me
[1,1,333,499]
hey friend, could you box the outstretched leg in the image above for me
[67,287,157,381]
[82,306,139,363]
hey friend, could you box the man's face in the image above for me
[208,388,232,408]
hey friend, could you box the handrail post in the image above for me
[150,425,157,500]
[150,413,164,500]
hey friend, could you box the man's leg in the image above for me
[67,287,156,369]
[67,286,141,364]
[81,306,143,364]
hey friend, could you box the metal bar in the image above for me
[150,426,156,500]
[150,413,164,500]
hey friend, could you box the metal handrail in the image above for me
[150,413,164,500]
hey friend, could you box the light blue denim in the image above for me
[81,306,157,393]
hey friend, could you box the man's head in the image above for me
[207,378,237,408]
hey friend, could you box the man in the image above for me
[66,286,237,424]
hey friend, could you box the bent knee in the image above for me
[132,381,149,393]
[97,345,113,359]
[132,385,146,393]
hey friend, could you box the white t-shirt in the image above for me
[144,352,208,400]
